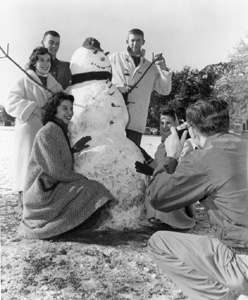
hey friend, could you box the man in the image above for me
[109,28,172,146]
[42,30,71,89]
[136,106,196,229]
[147,98,248,300]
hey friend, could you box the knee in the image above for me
[148,230,171,257]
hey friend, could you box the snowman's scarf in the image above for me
[71,71,112,85]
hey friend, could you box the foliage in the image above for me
[147,63,231,130]
[147,35,248,130]
[214,37,248,121]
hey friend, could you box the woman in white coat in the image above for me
[5,46,63,212]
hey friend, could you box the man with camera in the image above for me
[147,98,248,299]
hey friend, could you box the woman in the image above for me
[18,92,113,239]
[5,46,63,211]
[137,107,197,229]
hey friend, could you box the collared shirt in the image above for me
[147,132,248,249]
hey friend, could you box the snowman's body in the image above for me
[67,47,147,229]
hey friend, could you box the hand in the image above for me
[165,126,188,160]
[33,107,42,119]
[135,161,154,176]
[138,145,153,164]
[72,136,91,153]
[153,53,167,70]
[179,140,194,160]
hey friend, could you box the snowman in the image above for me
[67,38,147,229]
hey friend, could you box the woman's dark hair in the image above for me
[26,46,51,71]
[42,92,74,125]
[186,98,229,136]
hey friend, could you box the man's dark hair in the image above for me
[42,92,74,125]
[186,98,229,136]
[26,46,51,71]
[128,29,144,39]
[43,30,60,40]
[160,106,177,122]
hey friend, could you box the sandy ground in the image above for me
[0,127,211,300]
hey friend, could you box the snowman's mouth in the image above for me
[71,71,112,85]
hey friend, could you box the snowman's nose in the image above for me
[100,57,105,61]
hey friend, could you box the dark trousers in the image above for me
[126,129,142,146]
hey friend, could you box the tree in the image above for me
[147,63,231,130]
[214,36,248,121]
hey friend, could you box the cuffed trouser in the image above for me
[148,231,248,300]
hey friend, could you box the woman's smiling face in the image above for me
[55,100,74,124]
[35,53,51,76]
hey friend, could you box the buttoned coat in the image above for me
[18,121,112,239]
[5,70,62,191]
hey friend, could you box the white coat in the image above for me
[5,70,62,191]
[109,51,172,133]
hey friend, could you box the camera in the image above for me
[176,128,190,140]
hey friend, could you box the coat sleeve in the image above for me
[5,77,38,122]
[153,65,172,96]
[147,155,213,213]
[33,130,86,183]
[109,53,129,93]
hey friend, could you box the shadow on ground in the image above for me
[48,223,182,247]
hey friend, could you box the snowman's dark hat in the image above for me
[82,37,103,52]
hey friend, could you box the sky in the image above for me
[0,0,248,105]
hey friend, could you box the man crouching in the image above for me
[147,98,248,300]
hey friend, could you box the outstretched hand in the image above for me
[72,136,92,153]
[165,126,188,160]
[135,161,154,176]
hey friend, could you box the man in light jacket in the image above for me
[147,98,248,300]
[109,28,172,146]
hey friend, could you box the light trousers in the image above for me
[148,231,248,300]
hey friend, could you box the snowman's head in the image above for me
[70,38,111,76]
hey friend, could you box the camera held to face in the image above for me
[176,128,190,140]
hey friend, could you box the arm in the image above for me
[152,55,172,95]
[148,127,212,212]
[147,155,212,212]
[33,129,86,182]
[5,77,39,122]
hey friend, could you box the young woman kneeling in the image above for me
[18,92,113,239]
